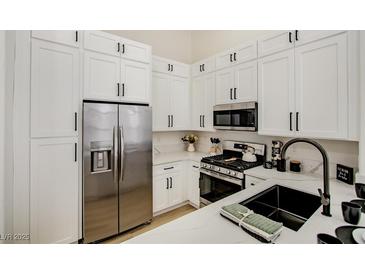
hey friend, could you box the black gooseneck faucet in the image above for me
[277,138,331,217]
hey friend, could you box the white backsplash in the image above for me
[153,130,359,178]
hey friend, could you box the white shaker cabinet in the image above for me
[152,174,170,213]
[192,57,216,77]
[152,72,171,131]
[258,49,295,136]
[30,137,79,244]
[169,76,190,130]
[121,60,151,103]
[32,30,80,47]
[294,33,348,139]
[191,73,215,131]
[84,30,121,56]
[258,31,294,57]
[187,162,200,208]
[215,61,257,105]
[152,56,190,78]
[31,39,79,138]
[84,51,121,101]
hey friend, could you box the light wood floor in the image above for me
[102,204,196,244]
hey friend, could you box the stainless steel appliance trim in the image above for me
[214,126,232,130]
[213,103,232,111]
[230,126,256,131]
[213,101,257,112]
[200,168,243,186]
[200,197,212,206]
[113,126,118,182]
[119,125,125,181]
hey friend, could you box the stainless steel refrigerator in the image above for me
[83,101,152,243]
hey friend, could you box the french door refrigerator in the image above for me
[83,101,152,243]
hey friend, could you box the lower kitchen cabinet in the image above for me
[187,161,200,208]
[30,137,79,244]
[245,175,265,189]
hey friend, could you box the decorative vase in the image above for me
[187,143,195,152]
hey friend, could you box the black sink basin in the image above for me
[240,185,321,231]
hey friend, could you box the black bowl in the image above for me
[317,233,343,244]
[355,183,365,199]
[341,202,362,225]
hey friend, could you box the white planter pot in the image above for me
[187,143,195,152]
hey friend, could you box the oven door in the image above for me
[199,169,243,206]
[231,103,257,131]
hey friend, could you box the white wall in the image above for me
[105,30,192,63]
[190,30,273,62]
[0,30,6,242]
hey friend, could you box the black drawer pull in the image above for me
[289,32,292,43]
[230,88,233,100]
[164,167,174,170]
[289,112,293,131]
[233,52,236,61]
[202,64,205,71]
[166,178,169,189]
[74,143,77,162]
[122,83,125,96]
[122,44,125,54]
[296,112,299,131]
[117,42,120,52]
[230,53,233,62]
[295,30,299,41]
[75,31,78,42]
[169,177,172,188]
[74,112,77,131]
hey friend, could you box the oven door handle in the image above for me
[200,168,242,186]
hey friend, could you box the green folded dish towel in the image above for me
[222,203,283,235]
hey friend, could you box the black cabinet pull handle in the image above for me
[74,112,77,131]
[171,64,174,71]
[171,115,173,127]
[168,115,170,127]
[164,166,174,170]
[75,31,78,42]
[122,44,125,54]
[296,112,299,131]
[117,83,120,96]
[233,52,236,61]
[199,65,202,72]
[117,42,120,52]
[230,53,233,62]
[295,30,299,41]
[230,88,233,100]
[202,115,205,127]
[74,143,77,162]
[289,112,293,131]
[170,177,172,188]
[122,83,125,96]
[193,165,199,169]
[166,178,169,189]
[289,32,292,43]
[200,115,202,127]
[168,64,171,71]
[202,64,205,71]
[234,88,237,99]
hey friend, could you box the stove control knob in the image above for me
[216,167,220,171]
[202,164,207,168]
[207,165,212,169]
[231,171,236,176]
[226,170,230,174]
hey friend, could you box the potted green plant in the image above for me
[181,134,199,152]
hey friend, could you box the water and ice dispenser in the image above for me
[90,142,112,173]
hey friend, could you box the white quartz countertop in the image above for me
[125,175,364,244]
[244,165,323,181]
[153,151,210,165]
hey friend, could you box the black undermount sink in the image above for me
[240,185,322,231]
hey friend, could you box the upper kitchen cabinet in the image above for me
[120,60,151,103]
[258,49,295,137]
[152,72,190,131]
[84,30,152,63]
[258,31,359,140]
[191,73,215,131]
[32,30,80,47]
[84,51,121,101]
[215,40,257,70]
[258,31,294,57]
[152,56,190,78]
[192,57,216,77]
[215,60,257,105]
[83,31,152,103]
[294,33,348,139]
[258,30,346,57]
[31,39,79,138]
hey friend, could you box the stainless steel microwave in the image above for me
[213,102,258,131]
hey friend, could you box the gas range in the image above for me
[199,141,266,206]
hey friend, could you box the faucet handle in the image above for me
[318,188,330,206]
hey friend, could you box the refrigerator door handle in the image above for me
[119,125,126,181]
[113,126,118,181]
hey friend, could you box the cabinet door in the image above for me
[30,137,78,243]
[192,57,215,76]
[188,163,201,207]
[121,60,150,103]
[84,30,120,56]
[203,73,216,130]
[170,76,190,130]
[31,39,79,138]
[191,76,205,130]
[295,33,348,139]
[234,60,257,102]
[121,38,151,63]
[295,30,345,47]
[216,49,235,70]
[152,56,170,74]
[32,30,80,47]
[152,175,170,213]
[258,31,294,57]
[152,73,171,131]
[258,49,295,136]
[168,172,184,207]
[234,41,258,64]
[215,67,234,105]
[170,62,190,78]
[84,51,120,101]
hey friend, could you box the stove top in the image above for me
[201,154,263,171]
